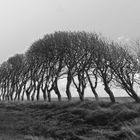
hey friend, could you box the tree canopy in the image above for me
[0,31,140,103]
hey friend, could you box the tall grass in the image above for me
[1,100,140,139]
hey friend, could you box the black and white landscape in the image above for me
[0,0,140,140]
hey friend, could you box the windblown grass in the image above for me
[0,99,140,139]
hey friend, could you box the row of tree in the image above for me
[0,31,140,103]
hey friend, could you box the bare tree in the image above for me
[110,42,140,102]
[93,38,115,103]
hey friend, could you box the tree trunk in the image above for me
[86,72,99,101]
[72,75,85,102]
[121,79,140,103]
[91,87,99,101]
[21,85,26,101]
[2,93,5,101]
[17,87,22,101]
[46,85,53,102]
[17,91,21,101]
[66,73,72,101]
[3,88,6,101]
[53,79,61,101]
[36,85,40,101]
[104,84,115,103]
[79,92,84,101]
[129,89,140,103]
[47,90,51,102]
[10,91,14,101]
[54,86,61,101]
[26,88,31,101]
[42,89,47,101]
[31,90,35,101]
[77,88,84,101]
[14,93,18,100]
[31,87,36,101]
[26,91,30,101]
[21,91,25,101]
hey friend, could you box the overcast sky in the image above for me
[0,0,140,63]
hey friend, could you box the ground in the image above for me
[0,97,140,140]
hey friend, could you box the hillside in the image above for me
[0,100,140,140]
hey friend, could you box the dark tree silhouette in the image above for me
[110,43,140,103]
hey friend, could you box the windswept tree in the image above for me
[26,33,66,101]
[62,32,79,101]
[25,39,46,101]
[0,31,140,103]
[52,31,75,101]
[0,61,12,100]
[7,54,26,100]
[92,37,116,103]
[110,43,140,103]
[68,32,89,101]
[84,33,101,101]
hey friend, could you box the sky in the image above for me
[0,0,140,63]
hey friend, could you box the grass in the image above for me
[0,98,140,139]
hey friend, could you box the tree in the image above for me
[7,54,27,100]
[84,33,100,101]
[110,42,140,103]
[93,38,115,103]
[0,61,11,100]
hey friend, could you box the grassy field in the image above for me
[0,97,140,140]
